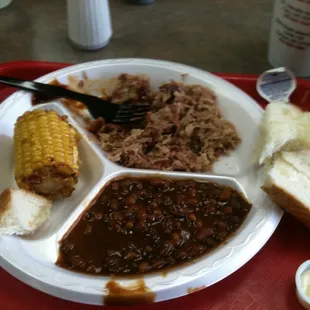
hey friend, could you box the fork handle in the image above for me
[0,75,102,104]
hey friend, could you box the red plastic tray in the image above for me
[0,61,309,310]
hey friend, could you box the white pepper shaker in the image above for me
[67,0,112,51]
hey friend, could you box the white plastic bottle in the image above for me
[67,0,112,51]
[268,0,310,77]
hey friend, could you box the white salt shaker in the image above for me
[67,0,112,51]
[268,0,310,77]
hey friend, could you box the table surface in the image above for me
[0,0,272,74]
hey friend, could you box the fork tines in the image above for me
[112,103,150,124]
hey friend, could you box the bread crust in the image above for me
[262,184,310,229]
[0,188,12,217]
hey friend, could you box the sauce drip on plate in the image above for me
[104,279,155,306]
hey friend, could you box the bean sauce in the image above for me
[57,177,251,275]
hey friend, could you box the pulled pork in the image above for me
[90,74,241,172]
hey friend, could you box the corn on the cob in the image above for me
[14,110,80,199]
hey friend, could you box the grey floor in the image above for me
[0,0,273,74]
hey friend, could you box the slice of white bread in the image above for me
[255,102,310,165]
[262,156,310,229]
[280,150,310,179]
[0,188,52,235]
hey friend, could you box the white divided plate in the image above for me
[0,58,283,305]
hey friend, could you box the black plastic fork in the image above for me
[0,75,150,123]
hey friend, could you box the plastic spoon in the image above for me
[256,67,296,103]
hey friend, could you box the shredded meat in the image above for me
[90,74,241,172]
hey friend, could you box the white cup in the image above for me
[268,0,310,77]
[295,260,310,310]
[0,0,12,9]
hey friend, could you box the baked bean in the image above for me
[87,264,101,273]
[61,241,74,254]
[187,180,196,189]
[164,196,173,205]
[94,211,103,220]
[83,212,95,222]
[110,199,119,210]
[112,211,124,222]
[121,179,132,188]
[187,198,198,206]
[196,228,214,240]
[111,182,120,191]
[125,220,134,229]
[171,232,182,246]
[137,189,150,199]
[84,224,92,235]
[154,207,163,219]
[150,178,165,186]
[194,220,203,228]
[107,255,121,267]
[187,213,196,221]
[121,189,129,196]
[71,255,85,268]
[101,195,109,204]
[167,256,176,265]
[215,232,226,241]
[187,247,198,258]
[160,241,174,257]
[176,249,187,259]
[125,204,139,217]
[216,221,228,231]
[209,199,217,206]
[231,200,241,209]
[152,234,161,244]
[114,223,122,232]
[124,251,139,260]
[219,188,232,201]
[139,261,150,273]
[107,219,115,229]
[145,245,152,253]
[168,205,180,216]
[192,244,205,255]
[206,237,216,247]
[134,221,147,232]
[223,206,233,215]
[137,208,147,220]
[150,201,159,208]
[231,216,241,224]
[171,218,182,229]
[207,206,216,214]
[154,192,163,199]
[152,259,165,269]
[125,194,137,206]
[135,181,143,190]
[147,213,156,223]
[188,188,197,197]
[176,194,186,204]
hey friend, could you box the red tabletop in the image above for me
[0,61,309,310]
